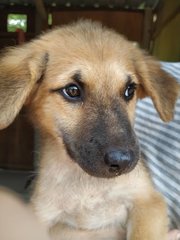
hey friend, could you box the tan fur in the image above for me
[0,20,179,240]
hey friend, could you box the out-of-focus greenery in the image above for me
[7,14,27,32]
[48,13,52,26]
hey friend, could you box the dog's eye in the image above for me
[61,84,82,101]
[124,83,137,101]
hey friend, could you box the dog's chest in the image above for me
[58,180,131,230]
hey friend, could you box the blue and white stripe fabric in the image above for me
[135,62,180,229]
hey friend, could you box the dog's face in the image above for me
[0,21,179,178]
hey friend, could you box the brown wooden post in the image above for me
[142,8,153,51]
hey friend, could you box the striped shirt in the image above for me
[135,62,180,229]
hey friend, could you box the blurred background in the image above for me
[0,0,179,198]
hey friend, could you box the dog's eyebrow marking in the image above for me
[72,71,83,85]
[49,71,83,93]
[71,71,85,91]
[126,75,139,88]
[126,75,133,84]
[125,75,138,87]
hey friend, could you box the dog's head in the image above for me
[0,21,179,178]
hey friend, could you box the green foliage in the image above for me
[7,14,27,32]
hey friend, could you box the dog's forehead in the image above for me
[47,59,135,92]
[42,24,137,88]
[45,46,136,89]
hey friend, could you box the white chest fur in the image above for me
[58,181,131,230]
[32,164,143,228]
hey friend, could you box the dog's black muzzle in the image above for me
[64,133,140,178]
[62,101,140,178]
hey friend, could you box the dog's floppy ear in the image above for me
[136,53,179,122]
[0,44,48,129]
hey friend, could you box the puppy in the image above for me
[0,20,179,240]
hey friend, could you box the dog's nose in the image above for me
[104,149,134,174]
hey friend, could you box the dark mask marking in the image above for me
[60,98,140,178]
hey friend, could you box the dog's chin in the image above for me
[74,159,139,179]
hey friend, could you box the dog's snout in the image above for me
[104,149,135,174]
